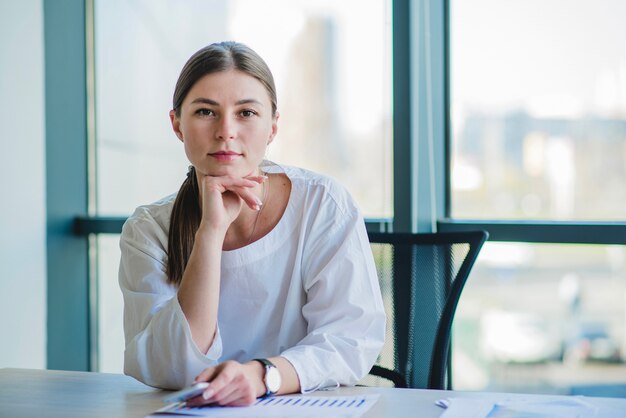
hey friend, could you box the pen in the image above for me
[162,382,210,404]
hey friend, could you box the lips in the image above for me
[210,151,241,156]
[208,150,242,161]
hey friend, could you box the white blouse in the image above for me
[119,166,386,392]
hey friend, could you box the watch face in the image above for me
[266,366,281,393]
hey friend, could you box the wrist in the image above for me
[195,223,227,241]
[252,358,282,397]
[246,360,267,398]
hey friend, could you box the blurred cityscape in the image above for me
[452,111,626,221]
[454,241,626,396]
[450,111,626,396]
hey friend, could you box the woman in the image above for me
[119,41,385,407]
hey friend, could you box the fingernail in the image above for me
[202,389,214,400]
[253,204,261,211]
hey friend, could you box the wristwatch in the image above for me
[253,358,281,397]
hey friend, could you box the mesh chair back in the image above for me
[362,231,487,389]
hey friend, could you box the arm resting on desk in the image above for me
[120,209,221,389]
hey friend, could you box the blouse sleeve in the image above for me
[118,209,222,389]
[280,188,386,392]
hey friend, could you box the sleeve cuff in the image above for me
[281,349,339,393]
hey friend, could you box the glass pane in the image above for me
[450,0,626,221]
[95,0,392,372]
[453,242,626,396]
[95,0,392,218]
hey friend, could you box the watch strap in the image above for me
[253,358,278,397]
[253,358,274,369]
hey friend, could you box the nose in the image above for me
[215,115,236,141]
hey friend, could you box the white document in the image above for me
[148,394,379,418]
[438,396,599,418]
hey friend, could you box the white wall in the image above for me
[0,0,46,369]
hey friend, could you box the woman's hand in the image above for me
[185,360,265,407]
[198,174,266,234]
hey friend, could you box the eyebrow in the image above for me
[190,98,264,106]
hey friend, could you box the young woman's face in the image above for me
[170,69,278,178]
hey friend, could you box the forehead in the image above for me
[185,69,270,105]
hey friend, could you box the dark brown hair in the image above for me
[167,42,277,285]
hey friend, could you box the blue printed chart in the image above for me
[149,394,379,418]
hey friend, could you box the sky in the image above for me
[451,0,626,119]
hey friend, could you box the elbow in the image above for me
[123,340,187,390]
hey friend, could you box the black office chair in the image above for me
[363,230,488,390]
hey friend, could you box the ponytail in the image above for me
[167,166,201,285]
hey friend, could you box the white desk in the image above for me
[1,368,625,417]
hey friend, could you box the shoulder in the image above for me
[121,193,176,244]
[283,165,358,217]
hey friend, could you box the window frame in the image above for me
[44,0,92,371]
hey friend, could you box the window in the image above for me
[94,0,392,372]
[454,242,626,394]
[450,0,626,221]
[95,0,392,218]
[449,0,626,395]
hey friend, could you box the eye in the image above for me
[239,109,258,118]
[195,108,215,117]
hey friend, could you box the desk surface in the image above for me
[1,368,626,417]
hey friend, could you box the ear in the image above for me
[169,109,184,142]
[268,111,279,145]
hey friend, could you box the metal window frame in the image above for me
[44,0,91,371]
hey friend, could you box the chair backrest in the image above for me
[364,230,488,390]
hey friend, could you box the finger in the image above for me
[184,393,212,407]
[244,175,268,184]
[199,180,255,205]
[194,367,219,383]
[209,372,256,406]
[216,386,256,407]
[204,176,258,189]
[185,394,246,408]
[209,381,240,406]
[200,176,262,205]
[201,364,235,397]
[227,186,263,210]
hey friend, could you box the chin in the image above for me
[196,164,255,178]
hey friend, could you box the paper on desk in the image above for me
[437,396,599,418]
[148,394,379,418]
